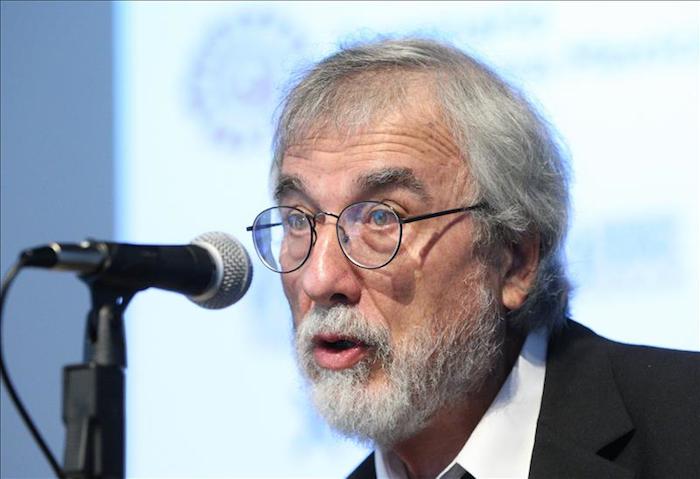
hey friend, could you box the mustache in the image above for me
[296,305,389,346]
[295,305,391,358]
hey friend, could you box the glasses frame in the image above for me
[246,201,486,273]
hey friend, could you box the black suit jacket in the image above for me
[347,321,700,478]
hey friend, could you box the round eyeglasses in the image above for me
[246,201,486,273]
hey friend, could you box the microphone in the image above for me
[18,232,253,309]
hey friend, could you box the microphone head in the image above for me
[188,232,253,309]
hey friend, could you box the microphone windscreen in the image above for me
[188,232,253,309]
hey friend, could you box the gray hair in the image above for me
[272,38,570,332]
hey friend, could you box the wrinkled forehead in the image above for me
[275,113,470,208]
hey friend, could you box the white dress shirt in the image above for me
[375,328,549,479]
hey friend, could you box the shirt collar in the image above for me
[375,328,549,479]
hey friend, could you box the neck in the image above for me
[389,330,525,479]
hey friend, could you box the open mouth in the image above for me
[312,333,370,370]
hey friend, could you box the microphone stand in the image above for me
[62,278,141,479]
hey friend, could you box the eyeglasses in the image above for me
[246,201,486,273]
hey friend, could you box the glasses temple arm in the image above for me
[401,203,487,224]
[246,221,283,232]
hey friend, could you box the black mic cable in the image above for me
[0,257,66,478]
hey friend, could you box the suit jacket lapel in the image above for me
[347,452,376,479]
[530,321,636,479]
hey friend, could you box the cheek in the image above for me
[362,239,481,335]
[411,254,484,320]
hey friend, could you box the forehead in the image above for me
[277,113,469,206]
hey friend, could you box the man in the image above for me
[247,38,699,478]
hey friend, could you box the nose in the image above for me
[300,219,361,306]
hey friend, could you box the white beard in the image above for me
[294,282,503,447]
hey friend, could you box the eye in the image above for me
[338,226,351,245]
[285,212,308,231]
[366,206,395,227]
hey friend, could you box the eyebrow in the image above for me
[273,174,307,203]
[356,167,431,202]
[273,166,431,204]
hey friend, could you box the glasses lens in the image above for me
[252,207,312,273]
[338,202,401,268]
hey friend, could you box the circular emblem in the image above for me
[188,10,306,150]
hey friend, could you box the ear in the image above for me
[500,234,540,311]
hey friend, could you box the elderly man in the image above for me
[247,39,699,478]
